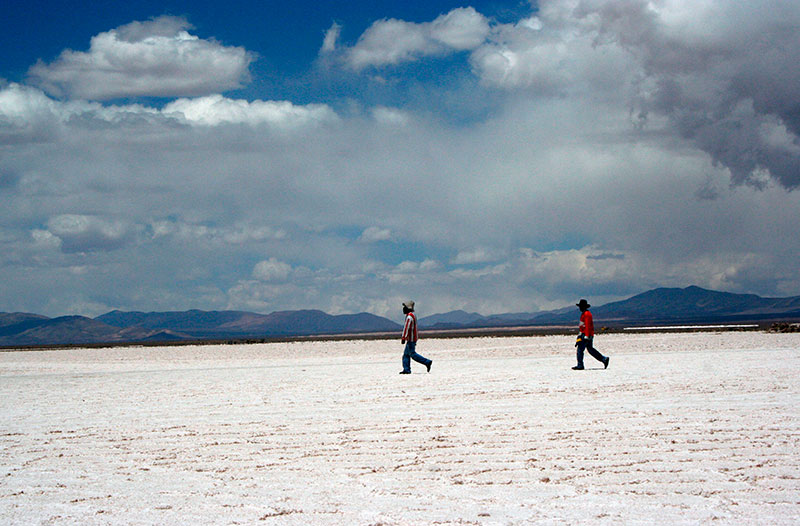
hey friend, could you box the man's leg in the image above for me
[401,343,412,373]
[574,340,586,369]
[585,338,606,363]
[407,341,432,371]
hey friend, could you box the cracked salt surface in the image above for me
[1,331,799,525]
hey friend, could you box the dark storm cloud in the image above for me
[464,1,800,190]
[576,0,800,189]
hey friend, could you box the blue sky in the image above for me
[2,1,530,104]
[2,1,800,320]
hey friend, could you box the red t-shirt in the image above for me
[579,310,594,337]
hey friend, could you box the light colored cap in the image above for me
[402,300,415,310]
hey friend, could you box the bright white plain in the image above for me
[1,331,799,525]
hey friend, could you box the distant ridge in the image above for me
[419,286,800,329]
[96,309,400,338]
[0,315,163,346]
[592,286,800,325]
[418,310,486,328]
[0,309,401,347]
[2,286,799,347]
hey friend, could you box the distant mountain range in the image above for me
[418,285,800,329]
[2,286,799,347]
[0,309,401,347]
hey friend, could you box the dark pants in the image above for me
[576,336,606,367]
[402,341,431,372]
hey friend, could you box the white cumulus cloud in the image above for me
[0,84,336,135]
[340,7,490,70]
[163,95,338,127]
[358,227,392,243]
[46,214,132,253]
[253,258,293,282]
[27,16,254,100]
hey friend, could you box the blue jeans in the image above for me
[576,336,606,367]
[402,341,431,372]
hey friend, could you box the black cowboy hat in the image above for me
[576,299,591,309]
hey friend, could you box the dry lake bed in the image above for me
[1,331,799,525]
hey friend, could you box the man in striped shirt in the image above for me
[400,300,432,374]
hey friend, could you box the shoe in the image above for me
[426,361,432,373]
[572,365,584,370]
[399,371,411,374]
[603,356,610,369]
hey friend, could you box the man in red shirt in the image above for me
[399,300,432,374]
[573,299,609,370]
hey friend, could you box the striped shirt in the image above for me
[402,312,418,342]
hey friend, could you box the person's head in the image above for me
[576,299,590,311]
[402,300,415,314]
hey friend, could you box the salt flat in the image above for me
[1,331,799,525]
